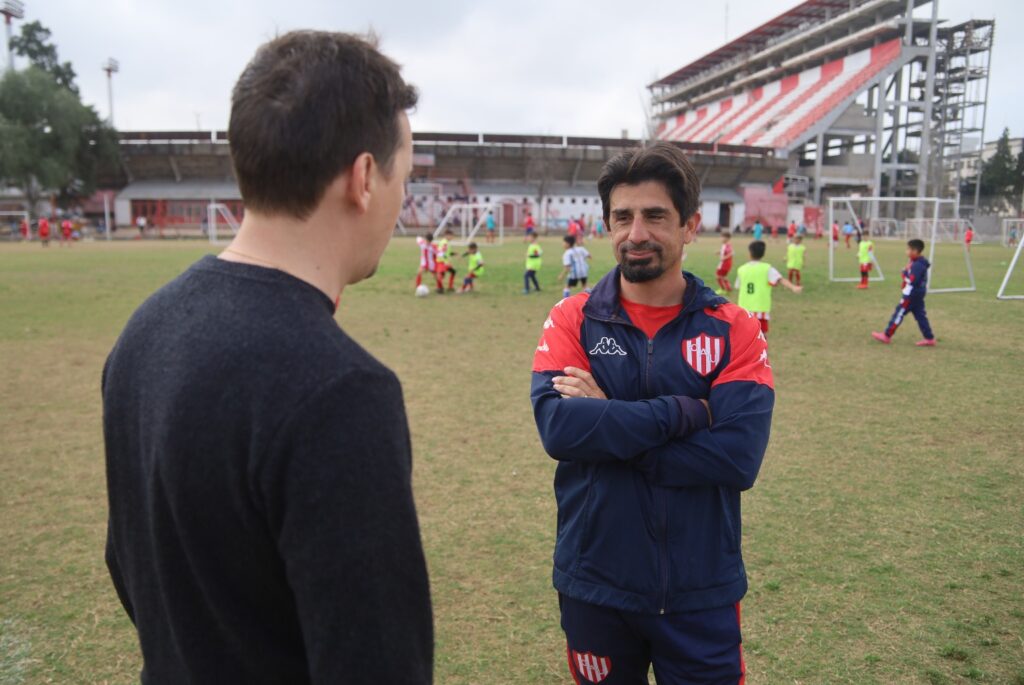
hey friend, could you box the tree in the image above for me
[10,21,78,94]
[1013,147,1024,213]
[0,67,119,216]
[980,128,1017,209]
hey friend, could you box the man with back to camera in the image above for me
[531,143,774,684]
[102,32,432,684]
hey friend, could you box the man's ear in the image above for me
[682,212,701,244]
[345,152,376,214]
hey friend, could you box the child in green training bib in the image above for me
[524,233,543,293]
[857,231,875,289]
[459,243,485,293]
[737,240,802,335]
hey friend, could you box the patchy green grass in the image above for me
[1,234,1022,684]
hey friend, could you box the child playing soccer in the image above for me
[459,242,484,293]
[786,235,805,285]
[60,218,73,247]
[856,232,875,289]
[872,239,935,346]
[557,235,591,299]
[415,232,442,291]
[736,240,802,335]
[523,233,543,294]
[38,216,51,247]
[485,211,496,244]
[964,225,974,252]
[433,229,457,293]
[714,231,734,293]
[523,211,536,242]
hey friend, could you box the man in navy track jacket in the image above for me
[531,143,774,684]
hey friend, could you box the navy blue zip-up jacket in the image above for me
[531,268,774,615]
[900,255,930,300]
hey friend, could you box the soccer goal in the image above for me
[826,197,887,283]
[207,203,241,244]
[996,235,1024,300]
[0,211,29,241]
[904,215,976,294]
[1002,218,1024,248]
[433,202,502,245]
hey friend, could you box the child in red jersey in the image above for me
[415,232,441,290]
[38,216,51,247]
[964,225,974,252]
[60,218,73,246]
[714,231,734,294]
[523,211,536,242]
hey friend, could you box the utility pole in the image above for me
[2,1,25,72]
[102,58,119,126]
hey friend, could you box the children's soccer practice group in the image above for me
[413,223,943,345]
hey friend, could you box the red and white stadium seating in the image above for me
[658,38,903,151]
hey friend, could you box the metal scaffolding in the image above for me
[929,19,994,217]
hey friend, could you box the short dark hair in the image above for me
[597,142,701,226]
[908,239,925,253]
[721,231,731,239]
[749,240,766,259]
[564,235,576,247]
[229,31,418,219]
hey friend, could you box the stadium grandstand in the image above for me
[51,130,786,236]
[649,0,994,222]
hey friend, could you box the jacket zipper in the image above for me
[588,311,678,615]
[647,338,670,615]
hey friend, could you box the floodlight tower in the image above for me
[102,57,119,126]
[2,0,25,73]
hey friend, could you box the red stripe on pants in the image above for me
[566,643,582,685]
[736,603,746,685]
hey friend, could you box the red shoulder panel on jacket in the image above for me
[705,304,774,389]
[532,294,591,373]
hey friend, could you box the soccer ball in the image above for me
[415,284,430,297]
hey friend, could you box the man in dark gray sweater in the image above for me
[102,31,432,684]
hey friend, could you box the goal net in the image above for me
[207,203,241,244]
[433,202,502,245]
[906,215,975,294]
[826,197,889,283]
[0,211,29,241]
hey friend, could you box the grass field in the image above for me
[1,233,1022,684]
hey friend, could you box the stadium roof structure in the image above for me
[651,0,879,89]
[106,130,787,194]
[648,0,995,216]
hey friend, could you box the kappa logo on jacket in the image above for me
[589,336,627,356]
[683,333,724,376]
[571,651,612,683]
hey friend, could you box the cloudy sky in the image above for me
[13,0,1022,142]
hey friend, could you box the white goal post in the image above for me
[996,236,1024,300]
[0,211,29,240]
[207,203,241,245]
[432,202,503,245]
